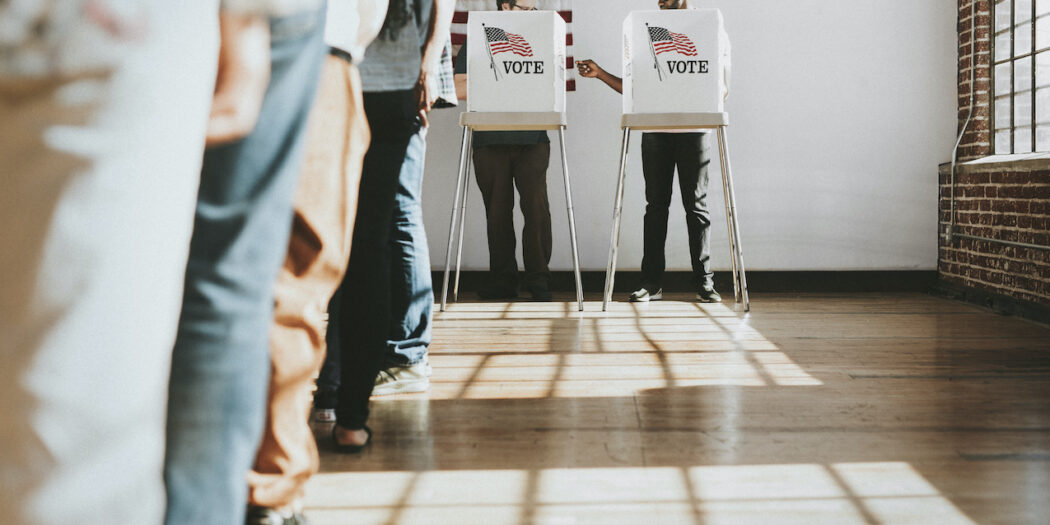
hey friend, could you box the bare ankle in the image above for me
[334,425,369,446]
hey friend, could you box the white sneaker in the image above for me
[312,388,337,422]
[695,285,722,303]
[629,287,663,302]
[373,361,430,396]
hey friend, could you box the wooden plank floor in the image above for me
[306,293,1050,525]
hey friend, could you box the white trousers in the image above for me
[0,4,219,523]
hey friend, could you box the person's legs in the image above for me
[513,143,553,297]
[674,132,714,290]
[247,55,368,515]
[164,10,327,525]
[335,90,418,432]
[0,4,219,524]
[313,285,342,421]
[334,140,402,430]
[386,128,432,367]
[639,132,677,291]
[473,145,520,295]
[316,288,342,402]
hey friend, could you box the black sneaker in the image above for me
[629,286,663,302]
[478,286,518,300]
[312,388,337,423]
[245,505,309,525]
[696,285,722,303]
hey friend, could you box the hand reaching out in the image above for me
[575,59,602,78]
[576,59,622,93]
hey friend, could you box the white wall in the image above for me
[422,0,957,272]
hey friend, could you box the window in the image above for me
[992,0,1050,153]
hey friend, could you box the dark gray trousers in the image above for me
[472,143,553,291]
[640,132,714,290]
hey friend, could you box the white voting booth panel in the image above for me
[467,11,566,112]
[623,9,729,114]
[605,10,748,312]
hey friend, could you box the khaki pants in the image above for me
[246,54,369,509]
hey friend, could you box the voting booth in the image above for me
[603,8,750,312]
[622,9,730,114]
[441,10,583,312]
[466,11,567,112]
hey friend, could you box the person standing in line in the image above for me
[329,0,455,452]
[452,0,554,302]
[576,0,726,303]
[314,15,458,427]
[244,1,388,523]
[163,2,329,524]
[0,0,300,522]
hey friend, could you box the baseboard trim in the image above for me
[934,280,1050,326]
[430,270,939,294]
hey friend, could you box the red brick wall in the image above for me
[939,1,1050,307]
[956,0,991,161]
[939,163,1050,304]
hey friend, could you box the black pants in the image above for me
[331,90,421,429]
[640,132,713,289]
[472,143,553,291]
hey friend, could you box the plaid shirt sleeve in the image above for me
[433,39,459,109]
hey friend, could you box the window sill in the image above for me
[938,153,1050,174]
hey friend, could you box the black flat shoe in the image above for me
[332,424,372,454]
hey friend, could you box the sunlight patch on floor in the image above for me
[305,462,976,525]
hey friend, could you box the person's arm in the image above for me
[416,0,456,126]
[454,73,467,100]
[205,13,271,146]
[576,59,622,94]
[453,42,467,100]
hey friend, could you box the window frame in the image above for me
[991,0,1050,154]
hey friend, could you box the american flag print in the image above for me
[485,26,534,57]
[452,0,575,91]
[648,26,698,57]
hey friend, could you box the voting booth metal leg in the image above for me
[603,128,632,312]
[557,128,585,312]
[716,128,741,302]
[717,127,750,311]
[440,127,472,312]
[452,136,474,302]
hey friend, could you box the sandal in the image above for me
[332,424,372,454]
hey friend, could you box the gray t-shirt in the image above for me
[454,43,549,148]
[359,0,431,92]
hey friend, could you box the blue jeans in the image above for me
[388,125,433,366]
[163,9,326,525]
[327,90,432,428]
[317,132,432,390]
